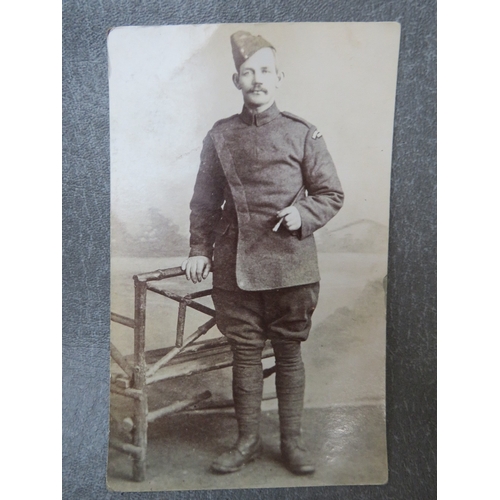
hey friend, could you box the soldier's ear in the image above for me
[232,73,242,90]
[276,70,284,88]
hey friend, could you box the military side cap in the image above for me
[230,31,275,70]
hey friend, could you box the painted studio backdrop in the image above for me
[108,23,400,491]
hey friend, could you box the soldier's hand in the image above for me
[181,256,212,283]
[276,206,302,232]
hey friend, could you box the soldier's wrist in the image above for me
[189,247,213,259]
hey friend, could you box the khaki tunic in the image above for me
[189,103,344,291]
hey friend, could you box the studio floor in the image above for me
[107,403,387,491]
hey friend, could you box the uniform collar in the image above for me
[239,102,280,126]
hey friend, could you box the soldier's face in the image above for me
[233,48,282,111]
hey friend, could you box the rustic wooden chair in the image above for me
[109,266,275,482]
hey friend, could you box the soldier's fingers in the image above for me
[284,213,299,226]
[186,262,194,282]
[284,215,300,229]
[184,261,191,280]
[202,261,211,279]
[196,260,204,282]
[188,261,196,283]
[276,206,293,218]
[192,269,199,283]
[181,259,188,271]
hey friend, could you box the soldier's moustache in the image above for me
[249,87,267,93]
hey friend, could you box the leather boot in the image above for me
[273,340,316,475]
[211,343,264,474]
[281,436,315,475]
[211,436,263,473]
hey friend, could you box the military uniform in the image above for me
[187,31,344,475]
[189,102,344,291]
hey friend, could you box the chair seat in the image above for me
[124,338,274,384]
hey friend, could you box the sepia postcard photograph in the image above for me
[107,22,400,492]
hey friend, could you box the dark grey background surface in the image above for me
[62,1,436,499]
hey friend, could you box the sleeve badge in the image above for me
[312,130,323,139]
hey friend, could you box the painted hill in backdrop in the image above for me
[317,219,388,254]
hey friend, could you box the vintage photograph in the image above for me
[107,22,400,491]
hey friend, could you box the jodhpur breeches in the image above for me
[212,283,320,439]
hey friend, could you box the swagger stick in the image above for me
[272,185,306,232]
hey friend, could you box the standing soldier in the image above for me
[182,31,344,475]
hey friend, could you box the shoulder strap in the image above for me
[280,111,313,129]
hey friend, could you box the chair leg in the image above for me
[132,279,148,481]
[132,389,148,482]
